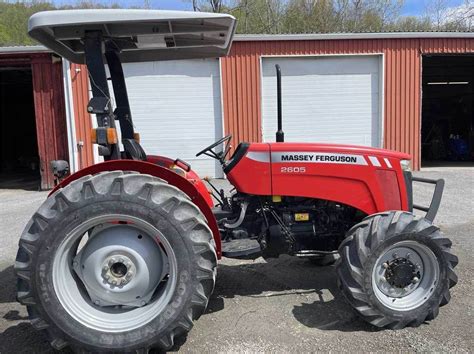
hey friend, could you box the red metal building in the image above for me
[1,33,473,188]
[0,47,68,189]
[71,32,473,172]
[222,33,474,170]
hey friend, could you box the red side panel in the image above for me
[226,143,272,195]
[49,160,222,258]
[269,143,410,215]
[226,142,411,216]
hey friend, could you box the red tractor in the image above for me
[16,9,457,352]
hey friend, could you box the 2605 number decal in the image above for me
[280,166,306,173]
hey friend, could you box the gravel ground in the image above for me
[0,168,473,353]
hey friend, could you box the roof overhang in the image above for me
[28,9,236,63]
[234,32,474,41]
[0,45,51,55]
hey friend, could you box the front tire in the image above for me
[14,171,217,352]
[336,211,457,329]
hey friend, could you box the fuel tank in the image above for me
[225,142,411,215]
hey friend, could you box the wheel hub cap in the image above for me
[102,255,135,286]
[73,225,167,307]
[385,258,420,288]
[372,241,439,311]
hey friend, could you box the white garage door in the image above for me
[120,59,223,178]
[261,56,382,147]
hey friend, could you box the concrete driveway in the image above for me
[0,169,473,352]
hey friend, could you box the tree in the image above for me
[443,0,473,31]
[186,0,227,12]
[425,0,450,30]
[0,0,471,46]
[369,0,404,30]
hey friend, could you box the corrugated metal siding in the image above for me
[70,63,94,168]
[31,54,68,189]
[221,38,474,170]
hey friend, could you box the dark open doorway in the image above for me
[0,67,40,189]
[421,55,474,167]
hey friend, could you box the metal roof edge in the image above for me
[0,45,51,54]
[234,32,474,41]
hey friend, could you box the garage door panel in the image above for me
[262,56,381,147]
[262,56,379,76]
[115,59,222,178]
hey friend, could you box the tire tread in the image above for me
[14,171,216,352]
[336,211,457,329]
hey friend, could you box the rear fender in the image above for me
[145,155,214,208]
[49,160,222,258]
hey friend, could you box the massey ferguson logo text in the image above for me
[273,152,367,165]
[281,154,357,163]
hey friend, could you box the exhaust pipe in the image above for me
[275,64,284,142]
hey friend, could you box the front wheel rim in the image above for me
[372,240,440,311]
[52,214,178,333]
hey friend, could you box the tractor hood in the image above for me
[28,9,236,64]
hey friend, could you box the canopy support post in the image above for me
[84,31,120,160]
[105,46,135,141]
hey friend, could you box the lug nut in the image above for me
[406,253,411,259]
[126,261,132,268]
[382,262,389,269]
[412,276,420,284]
[126,271,133,278]
[94,300,100,305]
[392,253,398,259]
[102,265,109,272]
[118,258,124,263]
[108,258,116,266]
[112,280,117,285]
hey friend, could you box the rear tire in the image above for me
[14,171,217,352]
[336,211,457,329]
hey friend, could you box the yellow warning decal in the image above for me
[294,213,309,221]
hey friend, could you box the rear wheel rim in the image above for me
[52,214,178,333]
[372,240,439,311]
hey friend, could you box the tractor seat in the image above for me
[123,139,147,161]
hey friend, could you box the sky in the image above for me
[402,0,467,17]
[47,0,470,17]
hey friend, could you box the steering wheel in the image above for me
[196,134,232,163]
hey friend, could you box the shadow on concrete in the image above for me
[0,265,60,353]
[205,255,379,333]
[0,322,65,354]
[0,255,379,353]
[0,266,17,304]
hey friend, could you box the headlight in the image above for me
[400,159,411,171]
